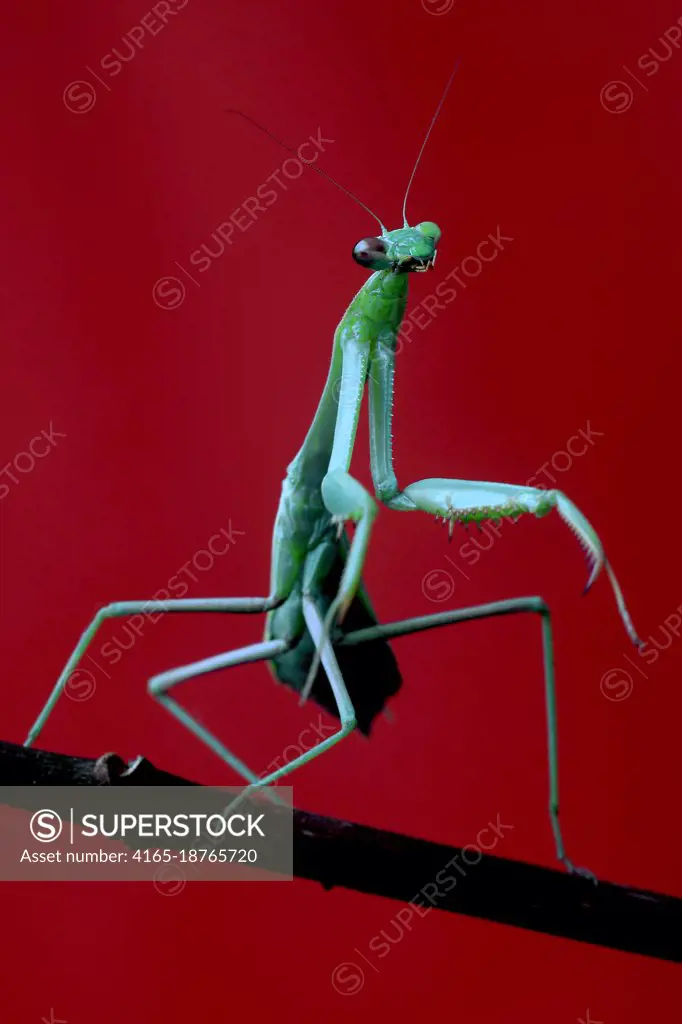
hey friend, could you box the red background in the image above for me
[1,1,681,1020]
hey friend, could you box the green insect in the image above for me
[24,64,640,876]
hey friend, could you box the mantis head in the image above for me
[352,222,441,274]
[350,60,457,275]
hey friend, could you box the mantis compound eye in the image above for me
[352,236,388,267]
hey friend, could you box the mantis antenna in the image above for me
[401,57,461,228]
[224,109,388,234]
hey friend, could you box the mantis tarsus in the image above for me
[24,63,641,876]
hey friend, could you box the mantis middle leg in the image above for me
[338,595,593,876]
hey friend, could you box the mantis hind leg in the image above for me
[24,596,279,747]
[385,477,640,648]
[339,595,595,880]
[147,638,291,797]
[149,596,357,807]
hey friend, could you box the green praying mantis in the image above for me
[24,63,641,876]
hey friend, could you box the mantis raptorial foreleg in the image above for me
[321,469,378,623]
[366,337,640,647]
[299,326,382,699]
[24,596,281,747]
[338,595,592,877]
[386,478,640,645]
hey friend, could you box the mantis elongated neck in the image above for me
[289,271,409,484]
[351,268,410,333]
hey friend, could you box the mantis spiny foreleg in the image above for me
[366,332,640,647]
[299,327,381,700]
[390,478,640,646]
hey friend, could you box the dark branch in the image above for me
[1,739,680,964]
